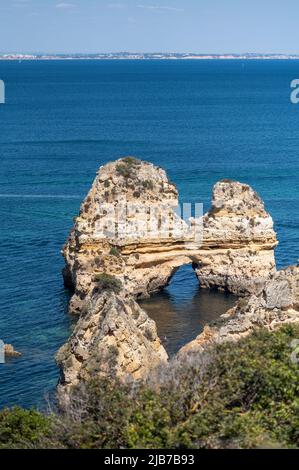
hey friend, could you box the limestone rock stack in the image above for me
[63,157,196,314]
[194,180,278,295]
[56,291,168,407]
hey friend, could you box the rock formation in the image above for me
[4,344,22,357]
[194,180,278,295]
[58,157,281,405]
[63,158,277,314]
[179,265,299,356]
[56,291,168,407]
[63,157,198,314]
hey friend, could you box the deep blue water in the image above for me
[0,60,298,408]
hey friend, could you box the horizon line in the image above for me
[1,51,299,56]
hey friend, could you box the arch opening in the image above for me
[139,264,237,356]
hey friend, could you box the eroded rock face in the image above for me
[63,157,197,314]
[194,180,278,295]
[56,291,168,407]
[63,158,277,314]
[179,265,299,356]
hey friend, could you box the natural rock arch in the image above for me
[62,157,277,314]
[57,264,299,407]
[57,157,285,406]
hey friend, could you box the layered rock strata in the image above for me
[194,180,278,295]
[63,157,199,314]
[63,158,277,314]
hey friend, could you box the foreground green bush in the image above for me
[50,324,299,449]
[2,325,299,448]
[0,407,51,448]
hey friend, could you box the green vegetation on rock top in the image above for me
[116,157,142,179]
[93,273,122,294]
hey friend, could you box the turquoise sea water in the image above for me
[0,60,298,408]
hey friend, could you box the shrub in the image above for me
[220,178,235,184]
[116,157,141,179]
[142,180,154,190]
[170,324,299,449]
[2,325,299,449]
[121,156,141,166]
[115,164,132,179]
[109,246,121,257]
[0,407,51,448]
[50,325,299,449]
[237,297,249,309]
[116,164,131,178]
[93,273,122,294]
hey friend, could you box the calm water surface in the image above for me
[140,265,236,356]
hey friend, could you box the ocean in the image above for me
[0,59,298,409]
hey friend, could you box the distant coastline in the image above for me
[1,52,299,61]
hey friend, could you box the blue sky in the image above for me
[1,0,299,54]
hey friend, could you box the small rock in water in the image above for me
[4,344,22,357]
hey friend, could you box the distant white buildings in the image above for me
[1,53,299,61]
[0,54,37,60]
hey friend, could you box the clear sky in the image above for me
[1,0,299,54]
